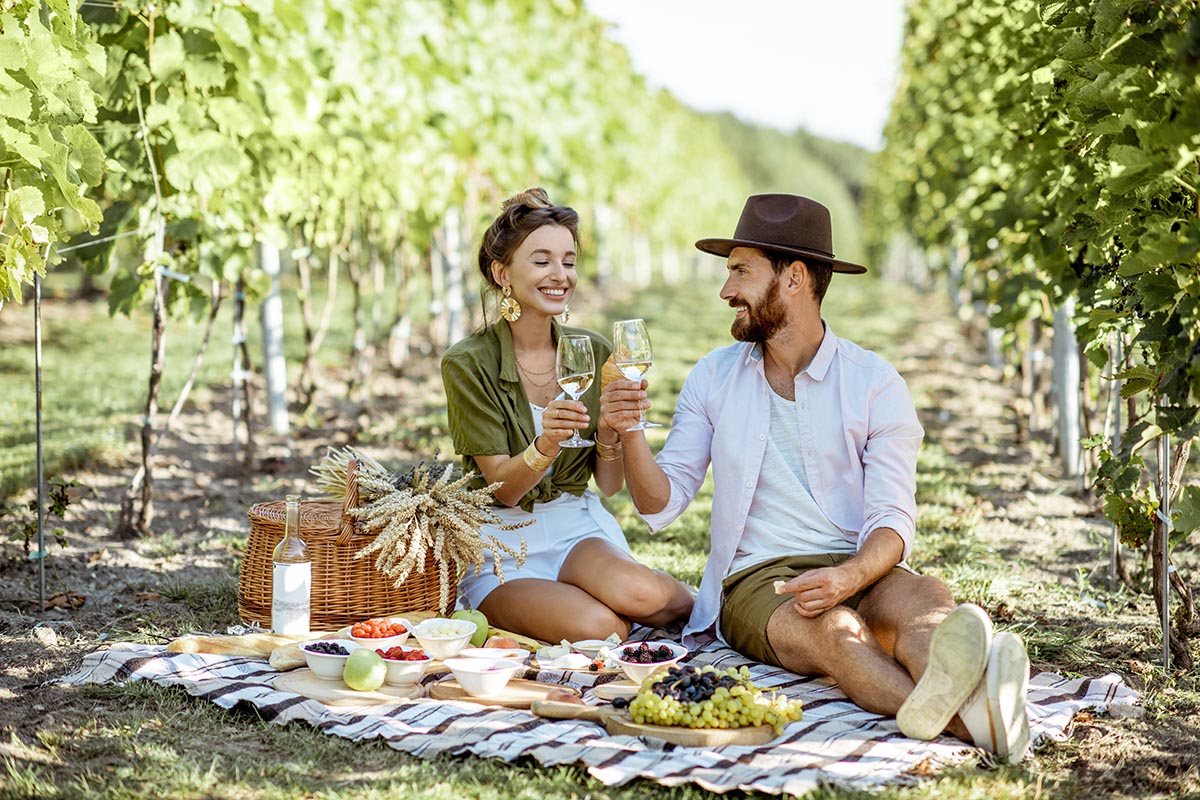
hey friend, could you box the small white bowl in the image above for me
[443,657,521,697]
[614,640,688,684]
[413,618,477,660]
[459,646,526,662]
[301,639,361,681]
[347,617,412,651]
[378,645,433,686]
[570,639,612,659]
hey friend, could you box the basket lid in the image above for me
[248,499,344,526]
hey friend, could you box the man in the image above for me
[599,194,1031,762]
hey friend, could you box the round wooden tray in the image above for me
[530,700,779,746]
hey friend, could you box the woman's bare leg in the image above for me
[557,538,694,628]
[478,577,631,642]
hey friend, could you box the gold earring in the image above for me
[560,303,570,324]
[500,285,521,322]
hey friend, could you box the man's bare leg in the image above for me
[767,602,916,717]
[768,570,978,741]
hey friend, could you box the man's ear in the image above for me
[786,260,805,292]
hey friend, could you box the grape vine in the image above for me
[869,0,1200,666]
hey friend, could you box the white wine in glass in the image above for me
[556,334,595,448]
[612,318,662,431]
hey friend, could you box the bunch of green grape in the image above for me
[623,664,803,732]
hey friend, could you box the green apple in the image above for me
[452,608,489,647]
[342,648,386,691]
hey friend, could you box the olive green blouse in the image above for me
[441,320,612,512]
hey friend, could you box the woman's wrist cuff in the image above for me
[523,439,557,472]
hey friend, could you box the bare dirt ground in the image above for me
[1,297,1197,798]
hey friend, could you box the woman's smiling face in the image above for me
[495,224,577,320]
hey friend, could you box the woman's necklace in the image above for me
[515,355,555,377]
[518,365,557,390]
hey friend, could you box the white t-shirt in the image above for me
[727,387,854,576]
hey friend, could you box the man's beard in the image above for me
[730,275,787,343]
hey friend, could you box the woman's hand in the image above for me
[539,399,589,449]
[600,378,648,436]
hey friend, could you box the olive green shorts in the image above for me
[719,553,911,668]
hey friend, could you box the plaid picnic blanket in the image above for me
[58,632,1137,794]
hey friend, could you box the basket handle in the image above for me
[336,458,360,545]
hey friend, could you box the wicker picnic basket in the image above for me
[237,459,457,628]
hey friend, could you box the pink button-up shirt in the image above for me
[641,323,924,642]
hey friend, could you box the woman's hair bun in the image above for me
[501,187,552,212]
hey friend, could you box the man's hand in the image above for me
[777,567,859,618]
[599,377,648,434]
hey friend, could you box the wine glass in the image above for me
[555,334,595,448]
[612,318,662,431]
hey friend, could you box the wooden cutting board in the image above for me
[530,700,778,746]
[275,669,424,706]
[529,657,624,675]
[592,680,639,701]
[428,679,580,708]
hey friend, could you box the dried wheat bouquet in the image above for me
[311,447,529,611]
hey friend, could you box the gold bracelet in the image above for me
[595,437,623,462]
[522,439,557,472]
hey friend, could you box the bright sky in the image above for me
[583,0,907,151]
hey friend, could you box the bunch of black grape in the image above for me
[624,664,803,732]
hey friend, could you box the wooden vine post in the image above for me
[34,268,45,610]
[1051,297,1081,479]
[259,240,289,436]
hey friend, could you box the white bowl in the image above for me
[300,639,362,681]
[443,657,521,697]
[459,646,527,662]
[378,645,433,686]
[413,618,477,660]
[614,640,688,684]
[347,617,412,650]
[570,639,611,658]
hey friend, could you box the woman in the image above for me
[441,188,693,642]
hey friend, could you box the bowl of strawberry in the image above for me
[348,617,411,650]
[376,644,432,686]
[615,640,688,684]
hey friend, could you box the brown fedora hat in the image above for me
[695,194,867,275]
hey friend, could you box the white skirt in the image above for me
[457,490,631,610]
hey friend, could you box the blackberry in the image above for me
[304,641,349,656]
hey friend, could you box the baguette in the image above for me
[600,357,624,390]
[269,625,352,671]
[167,632,327,657]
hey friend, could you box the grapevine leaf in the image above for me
[0,85,32,119]
[1,121,48,167]
[183,54,227,90]
[0,36,24,70]
[7,186,45,224]
[63,124,106,186]
[150,31,186,81]
[107,267,153,316]
[1174,485,1200,538]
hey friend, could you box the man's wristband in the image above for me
[522,439,557,472]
